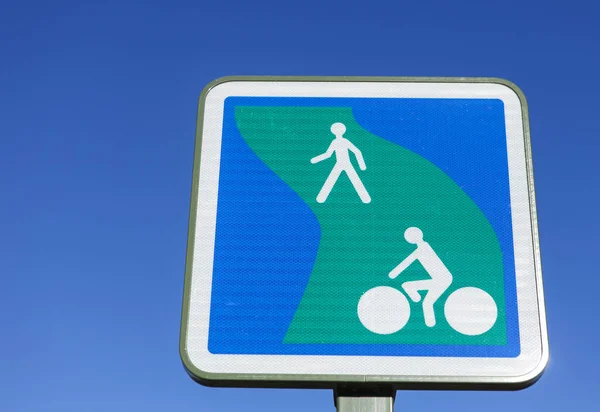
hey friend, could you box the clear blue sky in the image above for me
[2,1,598,411]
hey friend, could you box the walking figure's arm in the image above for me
[311,142,335,164]
[389,251,418,279]
[348,142,367,171]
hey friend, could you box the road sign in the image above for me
[180,76,548,389]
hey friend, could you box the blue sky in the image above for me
[2,1,599,411]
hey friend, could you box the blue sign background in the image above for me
[208,97,520,357]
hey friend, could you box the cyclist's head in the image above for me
[331,122,346,137]
[404,227,423,244]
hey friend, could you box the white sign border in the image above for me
[181,77,548,388]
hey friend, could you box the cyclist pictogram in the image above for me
[357,227,498,336]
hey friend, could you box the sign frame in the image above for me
[179,76,548,390]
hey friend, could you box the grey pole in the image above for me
[334,387,395,412]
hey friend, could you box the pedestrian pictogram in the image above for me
[311,122,371,204]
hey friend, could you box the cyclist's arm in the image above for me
[389,252,417,279]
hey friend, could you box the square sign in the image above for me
[180,77,548,389]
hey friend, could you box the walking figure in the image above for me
[389,227,453,327]
[310,123,371,204]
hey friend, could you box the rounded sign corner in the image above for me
[198,76,249,106]
[486,77,529,110]
[490,338,549,391]
[518,344,550,389]
[507,364,549,391]
[179,344,220,387]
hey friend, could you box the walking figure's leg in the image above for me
[345,166,371,203]
[401,280,431,303]
[317,165,343,203]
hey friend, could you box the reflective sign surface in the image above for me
[180,77,548,388]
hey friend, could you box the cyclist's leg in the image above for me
[402,279,432,303]
[422,283,450,327]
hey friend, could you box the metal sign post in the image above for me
[335,387,396,412]
[336,396,394,412]
[180,76,548,396]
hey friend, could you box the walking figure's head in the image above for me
[404,227,423,244]
[331,122,346,137]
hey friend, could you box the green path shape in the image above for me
[234,106,506,345]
